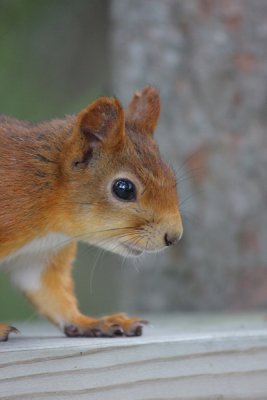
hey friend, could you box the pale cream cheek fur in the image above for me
[0,233,70,292]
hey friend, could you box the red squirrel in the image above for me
[0,86,183,341]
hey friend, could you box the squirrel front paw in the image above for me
[64,313,148,338]
[0,324,19,342]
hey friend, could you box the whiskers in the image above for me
[31,226,138,255]
[75,227,149,294]
[119,234,145,272]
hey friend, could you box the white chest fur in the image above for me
[1,233,70,292]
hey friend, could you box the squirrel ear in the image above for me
[77,97,125,148]
[126,86,160,136]
[65,98,124,170]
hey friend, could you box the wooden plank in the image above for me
[0,314,267,399]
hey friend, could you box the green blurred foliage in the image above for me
[0,0,116,321]
[0,0,109,119]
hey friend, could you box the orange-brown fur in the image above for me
[0,86,182,340]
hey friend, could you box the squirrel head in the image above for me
[60,86,183,257]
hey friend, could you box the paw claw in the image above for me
[110,324,124,336]
[125,321,145,337]
[64,325,79,337]
[10,326,19,334]
[135,326,143,336]
[91,328,103,337]
[136,319,149,326]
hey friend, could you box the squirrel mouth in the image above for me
[121,242,144,256]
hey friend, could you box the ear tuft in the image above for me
[126,86,160,136]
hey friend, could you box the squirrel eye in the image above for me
[112,179,136,201]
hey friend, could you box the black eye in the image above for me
[112,179,136,201]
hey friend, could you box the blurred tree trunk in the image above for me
[110,0,267,312]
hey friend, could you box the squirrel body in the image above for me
[0,87,183,341]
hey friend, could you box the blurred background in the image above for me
[1,0,267,322]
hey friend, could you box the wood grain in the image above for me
[0,314,267,399]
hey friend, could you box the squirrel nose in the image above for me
[164,232,181,247]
